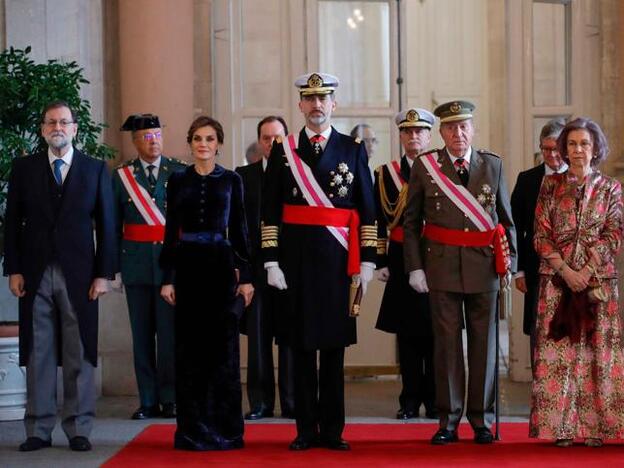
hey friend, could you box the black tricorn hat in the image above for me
[120,113,161,131]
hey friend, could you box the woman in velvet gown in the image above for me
[160,116,254,451]
[529,118,624,447]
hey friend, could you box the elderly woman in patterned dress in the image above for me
[529,117,624,447]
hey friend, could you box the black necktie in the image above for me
[454,158,469,187]
[147,165,157,188]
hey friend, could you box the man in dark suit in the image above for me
[262,73,377,451]
[374,108,436,420]
[510,118,566,366]
[113,114,186,420]
[4,100,116,452]
[403,101,516,445]
[236,116,295,420]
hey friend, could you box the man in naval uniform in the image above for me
[403,101,516,445]
[261,73,377,451]
[113,114,186,420]
[374,108,436,420]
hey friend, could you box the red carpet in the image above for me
[103,423,624,467]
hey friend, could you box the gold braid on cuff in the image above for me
[261,223,279,249]
[360,223,378,248]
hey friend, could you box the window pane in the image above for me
[332,117,392,172]
[318,1,390,108]
[241,0,282,108]
[532,1,570,106]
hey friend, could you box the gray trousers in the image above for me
[24,263,95,440]
[429,290,497,431]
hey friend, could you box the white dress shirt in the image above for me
[139,156,162,180]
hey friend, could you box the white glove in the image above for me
[267,265,288,290]
[377,267,390,282]
[501,270,512,290]
[110,273,124,293]
[358,262,375,295]
[409,269,429,293]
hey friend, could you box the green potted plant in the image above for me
[0,46,115,420]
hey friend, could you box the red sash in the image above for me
[282,204,360,276]
[123,224,165,242]
[423,224,510,275]
[389,226,404,243]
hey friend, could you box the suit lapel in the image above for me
[400,155,411,183]
[438,149,462,186]
[315,127,339,177]
[153,156,170,197]
[466,148,485,195]
[36,153,55,222]
[57,150,84,220]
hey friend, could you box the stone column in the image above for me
[117,0,194,161]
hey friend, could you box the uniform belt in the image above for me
[179,231,225,244]
[389,226,404,243]
[123,224,165,242]
[282,204,360,276]
[422,223,511,276]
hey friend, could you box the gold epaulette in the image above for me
[354,137,362,144]
[261,222,279,248]
[276,136,283,144]
[417,149,441,159]
[360,223,377,248]
[377,237,387,256]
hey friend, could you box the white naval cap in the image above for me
[295,72,339,96]
[394,108,435,130]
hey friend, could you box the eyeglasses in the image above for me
[139,132,162,142]
[540,146,558,153]
[43,119,75,128]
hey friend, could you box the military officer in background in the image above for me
[403,101,516,445]
[113,114,186,420]
[374,108,436,420]
[262,73,377,451]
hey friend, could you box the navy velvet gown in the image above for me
[160,164,251,448]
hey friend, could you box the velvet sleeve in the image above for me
[228,171,252,284]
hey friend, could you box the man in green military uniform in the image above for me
[113,114,186,420]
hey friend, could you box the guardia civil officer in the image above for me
[113,114,186,420]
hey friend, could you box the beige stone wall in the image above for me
[0,0,6,50]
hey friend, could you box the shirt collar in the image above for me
[544,161,568,175]
[48,145,74,166]
[405,154,415,168]
[139,155,161,170]
[262,157,268,171]
[446,146,472,165]
[305,126,332,142]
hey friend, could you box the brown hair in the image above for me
[186,116,224,144]
[40,100,77,123]
[257,116,288,139]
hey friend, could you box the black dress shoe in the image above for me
[289,436,318,451]
[473,427,494,444]
[131,405,160,420]
[396,408,417,420]
[19,437,51,452]
[431,429,458,445]
[244,407,274,420]
[174,431,216,451]
[69,436,92,452]
[161,403,177,418]
[323,438,351,451]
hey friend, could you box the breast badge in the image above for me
[331,162,354,198]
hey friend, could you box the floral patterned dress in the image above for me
[529,171,624,440]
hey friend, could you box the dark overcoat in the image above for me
[3,150,116,366]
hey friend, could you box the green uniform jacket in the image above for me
[112,156,186,285]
